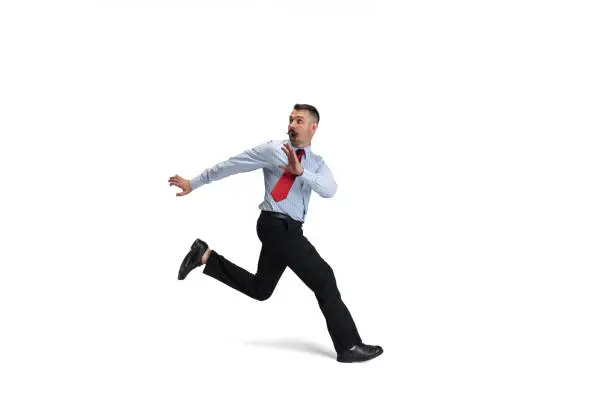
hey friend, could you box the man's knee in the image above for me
[255,288,273,301]
[314,279,341,303]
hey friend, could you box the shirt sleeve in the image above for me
[299,157,338,198]
[190,141,273,190]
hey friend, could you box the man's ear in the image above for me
[312,122,318,132]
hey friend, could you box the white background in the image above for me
[1,1,611,407]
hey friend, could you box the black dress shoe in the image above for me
[337,343,383,363]
[178,239,208,280]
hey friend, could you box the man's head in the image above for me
[288,103,320,147]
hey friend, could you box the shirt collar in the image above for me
[287,140,312,155]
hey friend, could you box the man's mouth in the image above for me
[289,130,297,138]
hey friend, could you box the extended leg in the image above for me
[285,234,362,353]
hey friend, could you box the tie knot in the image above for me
[296,149,305,159]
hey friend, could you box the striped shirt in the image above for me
[189,139,337,222]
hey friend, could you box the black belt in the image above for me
[260,210,303,225]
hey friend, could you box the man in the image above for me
[168,104,383,363]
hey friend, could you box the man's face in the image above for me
[288,109,317,147]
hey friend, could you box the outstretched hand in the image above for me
[279,143,304,176]
[168,175,192,196]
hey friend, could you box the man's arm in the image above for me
[299,158,338,198]
[189,141,273,190]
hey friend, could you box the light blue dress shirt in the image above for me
[189,139,337,222]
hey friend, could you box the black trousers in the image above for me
[203,211,362,352]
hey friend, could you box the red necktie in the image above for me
[271,149,305,202]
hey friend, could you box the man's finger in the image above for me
[282,145,296,160]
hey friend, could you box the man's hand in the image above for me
[279,143,304,176]
[168,175,193,196]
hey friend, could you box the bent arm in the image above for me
[299,158,338,198]
[190,141,272,190]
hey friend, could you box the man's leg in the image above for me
[202,245,287,301]
[285,233,362,353]
[177,219,290,300]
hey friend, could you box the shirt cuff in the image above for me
[300,168,316,185]
[190,175,206,190]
